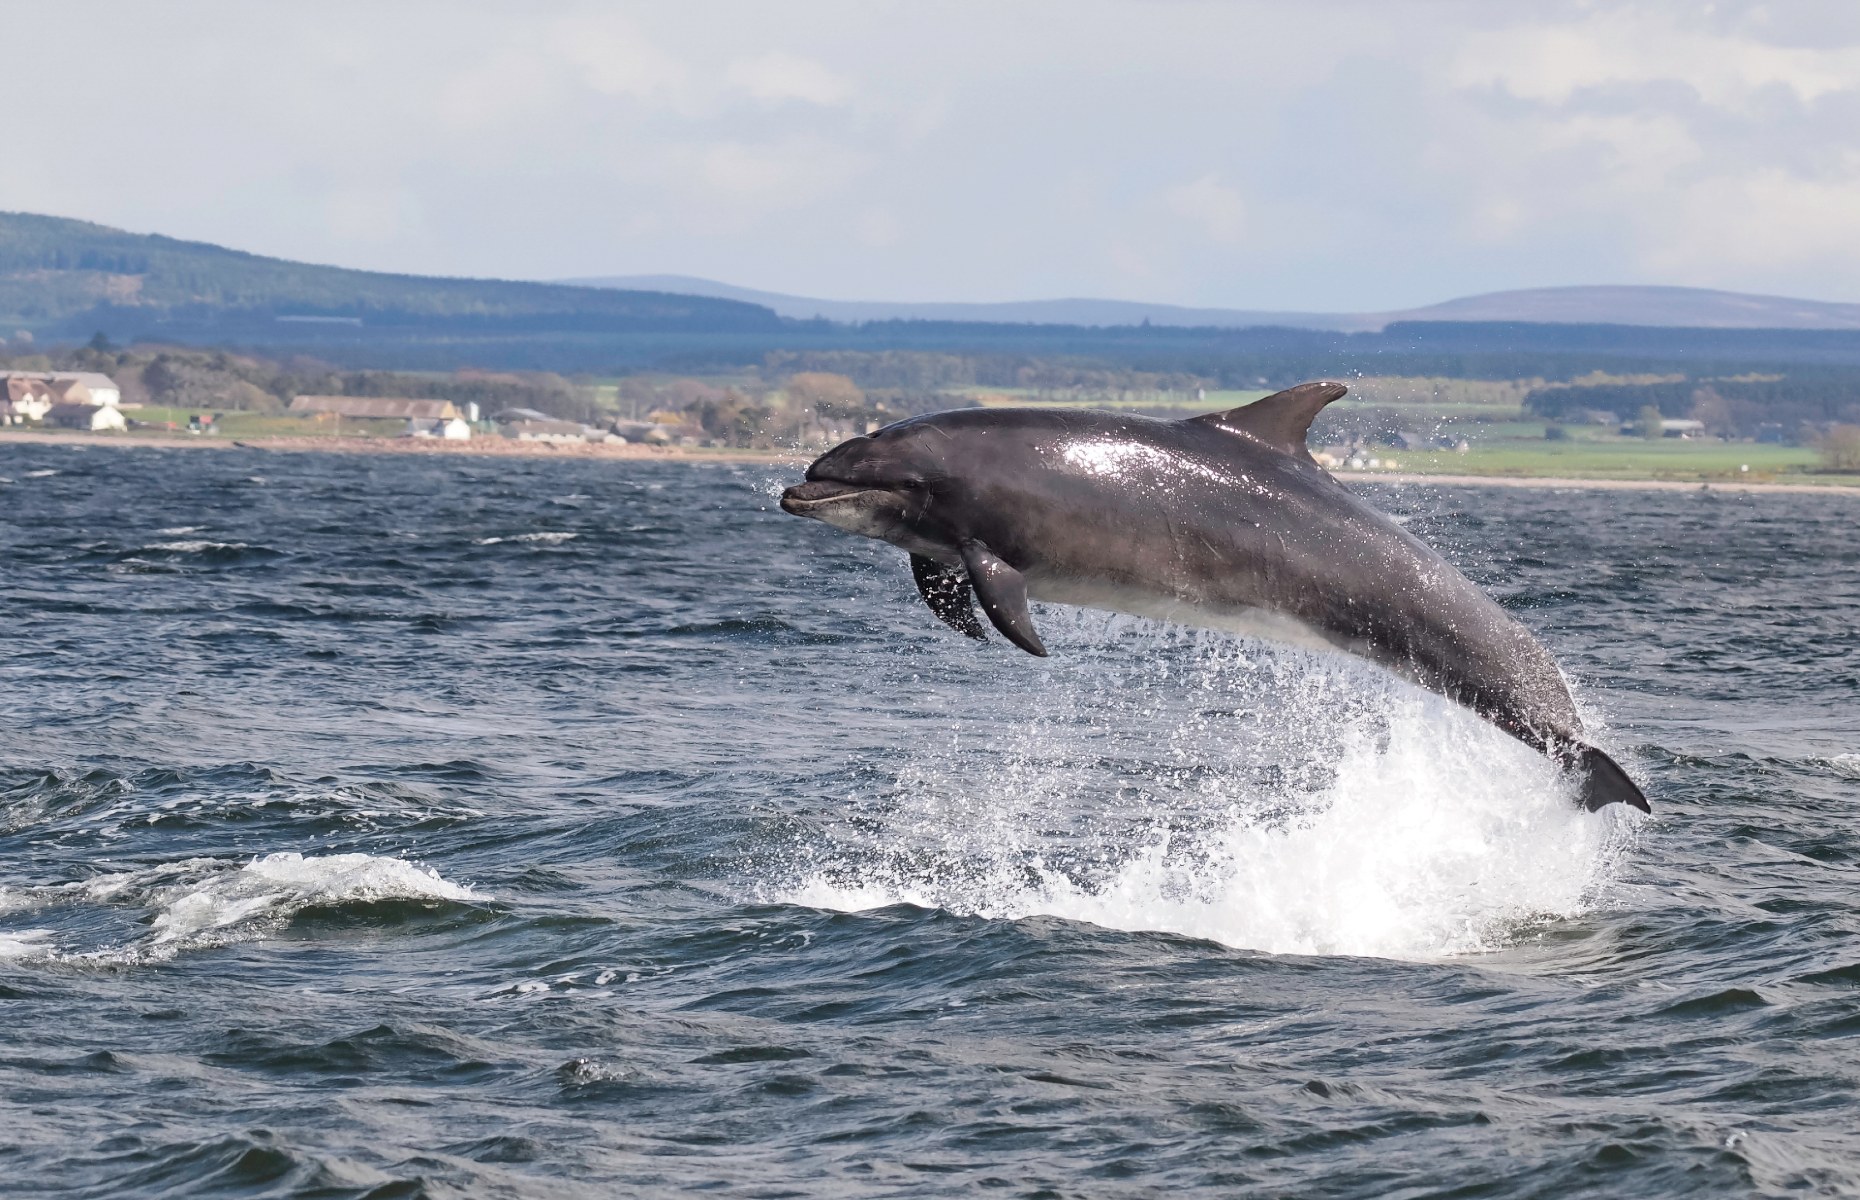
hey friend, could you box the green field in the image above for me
[122,407,409,438]
[958,388,1859,486]
[1364,439,1860,484]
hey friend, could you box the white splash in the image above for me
[143,852,481,946]
[775,627,1639,961]
[1818,753,1860,780]
[0,929,55,961]
[2,852,483,964]
[475,531,578,545]
[143,540,248,553]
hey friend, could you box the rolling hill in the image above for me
[0,211,783,339]
[6,210,1860,377]
[569,275,1860,333]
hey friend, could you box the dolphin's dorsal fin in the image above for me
[1187,381,1348,460]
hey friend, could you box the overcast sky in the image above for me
[9,1,1860,310]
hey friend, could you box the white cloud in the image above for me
[1427,5,1860,289]
[10,1,1860,306]
[1650,161,1860,275]
[551,14,688,100]
[726,51,853,107]
[322,186,424,245]
[1163,176,1247,246]
[1453,9,1860,108]
[856,209,899,248]
[695,139,865,205]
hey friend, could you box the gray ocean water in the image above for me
[2,441,1858,1198]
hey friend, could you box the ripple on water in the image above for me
[1,453,1857,1197]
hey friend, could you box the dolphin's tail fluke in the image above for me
[1565,743,1650,813]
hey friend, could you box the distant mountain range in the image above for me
[6,210,1860,375]
[568,274,1860,333]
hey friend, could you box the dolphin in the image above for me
[780,381,1648,812]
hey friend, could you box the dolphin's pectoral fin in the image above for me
[958,540,1047,657]
[1556,741,1651,813]
[1187,380,1349,461]
[911,553,987,640]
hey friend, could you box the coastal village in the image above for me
[0,369,739,449]
[2,353,1855,481]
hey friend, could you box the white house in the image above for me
[0,371,120,409]
[57,372,121,407]
[47,402,127,432]
[2,377,56,423]
[407,416,472,440]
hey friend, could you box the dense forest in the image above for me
[1525,372,1860,437]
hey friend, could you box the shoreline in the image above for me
[0,429,805,466]
[1365,471,1860,496]
[4,429,1856,494]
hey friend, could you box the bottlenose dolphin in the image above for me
[780,382,1648,812]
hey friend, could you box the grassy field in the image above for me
[1360,439,1860,484]
[956,388,1858,486]
[23,395,1859,488]
[124,407,409,438]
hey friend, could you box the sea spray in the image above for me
[775,618,1637,959]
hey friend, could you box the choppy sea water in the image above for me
[2,442,1858,1198]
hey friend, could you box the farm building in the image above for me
[47,402,127,432]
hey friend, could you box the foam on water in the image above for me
[1819,752,1860,780]
[475,531,578,545]
[142,540,249,553]
[3,853,483,962]
[778,630,1638,961]
[144,852,481,947]
[0,929,54,961]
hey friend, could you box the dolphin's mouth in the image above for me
[780,479,881,517]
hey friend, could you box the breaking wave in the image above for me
[2,852,484,963]
[0,928,55,962]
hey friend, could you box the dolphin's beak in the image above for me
[780,479,879,518]
[780,479,914,539]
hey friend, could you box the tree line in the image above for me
[1524,372,1860,439]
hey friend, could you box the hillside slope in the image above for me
[571,275,1860,333]
[563,274,1371,331]
[0,212,781,336]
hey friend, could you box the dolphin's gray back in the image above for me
[947,410,1584,747]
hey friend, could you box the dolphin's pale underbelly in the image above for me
[1027,573,1356,659]
[1023,568,1524,712]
